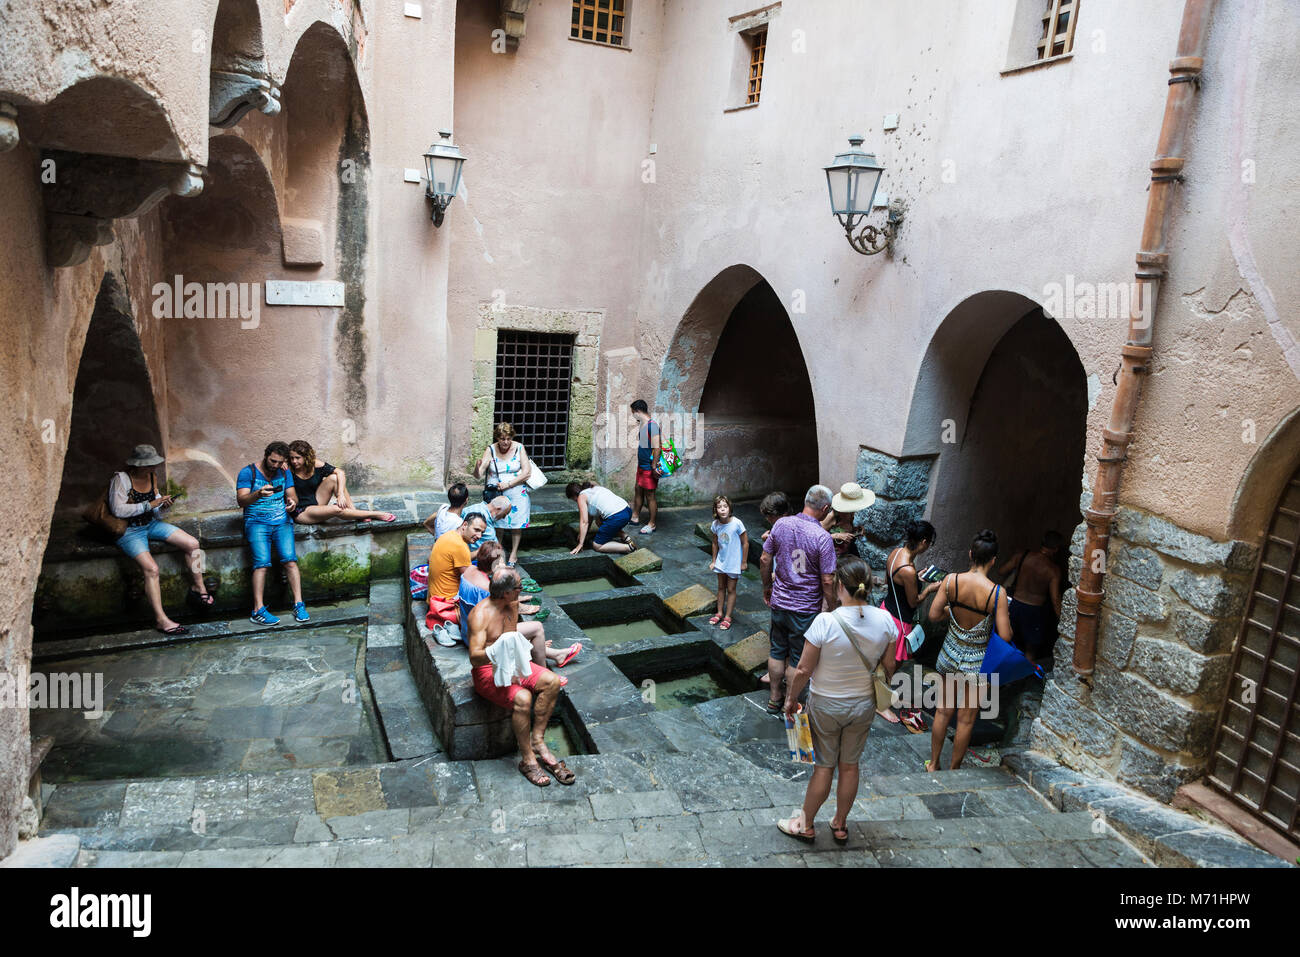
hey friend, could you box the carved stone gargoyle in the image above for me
[41,149,204,268]
[209,68,282,128]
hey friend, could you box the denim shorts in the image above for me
[246,521,297,569]
[769,606,820,666]
[116,519,182,559]
[593,506,633,546]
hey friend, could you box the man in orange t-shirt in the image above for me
[427,513,487,630]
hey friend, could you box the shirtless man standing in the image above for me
[999,530,1065,666]
[467,567,576,788]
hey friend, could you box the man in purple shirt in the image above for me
[761,484,837,714]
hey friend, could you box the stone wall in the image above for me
[1033,503,1258,802]
[853,448,937,575]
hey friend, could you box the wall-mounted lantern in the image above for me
[423,129,466,227]
[824,135,902,255]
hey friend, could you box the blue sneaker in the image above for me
[293,601,310,623]
[250,606,280,626]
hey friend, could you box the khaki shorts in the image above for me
[808,692,874,768]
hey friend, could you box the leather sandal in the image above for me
[518,760,551,787]
[538,755,575,785]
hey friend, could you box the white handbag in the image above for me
[525,467,548,490]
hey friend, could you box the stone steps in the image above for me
[44,750,1152,867]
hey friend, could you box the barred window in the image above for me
[571,0,627,47]
[1037,0,1078,59]
[494,332,575,471]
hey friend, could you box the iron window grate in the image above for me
[494,331,575,472]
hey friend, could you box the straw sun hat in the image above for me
[831,482,875,513]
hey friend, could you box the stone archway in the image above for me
[901,291,1088,573]
[655,265,818,503]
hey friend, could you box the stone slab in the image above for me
[615,548,663,575]
[664,584,717,618]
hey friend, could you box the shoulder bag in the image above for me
[483,446,503,503]
[84,474,129,539]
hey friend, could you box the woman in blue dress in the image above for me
[473,422,532,567]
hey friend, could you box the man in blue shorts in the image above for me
[237,441,307,625]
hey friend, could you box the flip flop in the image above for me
[719,617,732,630]
[777,816,815,844]
[529,609,551,623]
[520,578,540,587]
[518,760,551,787]
[538,755,576,785]
[555,644,582,668]
[189,589,214,607]
[639,525,655,535]
[709,615,722,625]
[156,624,189,636]
[900,710,926,734]
[381,513,397,522]
[830,820,850,845]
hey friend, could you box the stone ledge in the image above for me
[0,833,81,868]
[1003,750,1288,868]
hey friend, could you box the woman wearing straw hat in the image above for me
[108,444,211,635]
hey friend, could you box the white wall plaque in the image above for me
[404,3,423,19]
[404,168,423,183]
[265,280,345,306]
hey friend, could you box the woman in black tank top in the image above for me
[880,520,940,731]
[882,520,940,624]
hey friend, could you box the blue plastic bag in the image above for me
[980,631,1043,683]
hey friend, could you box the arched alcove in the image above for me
[911,294,1088,572]
[16,75,186,161]
[53,272,163,516]
[657,266,818,501]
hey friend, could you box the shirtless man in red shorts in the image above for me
[466,566,576,788]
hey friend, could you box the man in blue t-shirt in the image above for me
[630,399,661,535]
[236,441,307,626]
[462,497,510,556]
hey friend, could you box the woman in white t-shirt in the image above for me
[565,481,637,555]
[778,554,896,846]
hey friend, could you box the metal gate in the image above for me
[1207,467,1300,841]
[493,331,574,471]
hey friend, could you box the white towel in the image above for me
[486,631,533,687]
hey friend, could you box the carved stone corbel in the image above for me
[209,69,282,128]
[41,149,204,267]
[500,0,530,50]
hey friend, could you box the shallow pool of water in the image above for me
[649,672,732,711]
[541,576,618,597]
[543,720,580,757]
[580,619,671,646]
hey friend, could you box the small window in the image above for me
[571,0,627,47]
[746,28,767,104]
[1036,0,1078,60]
